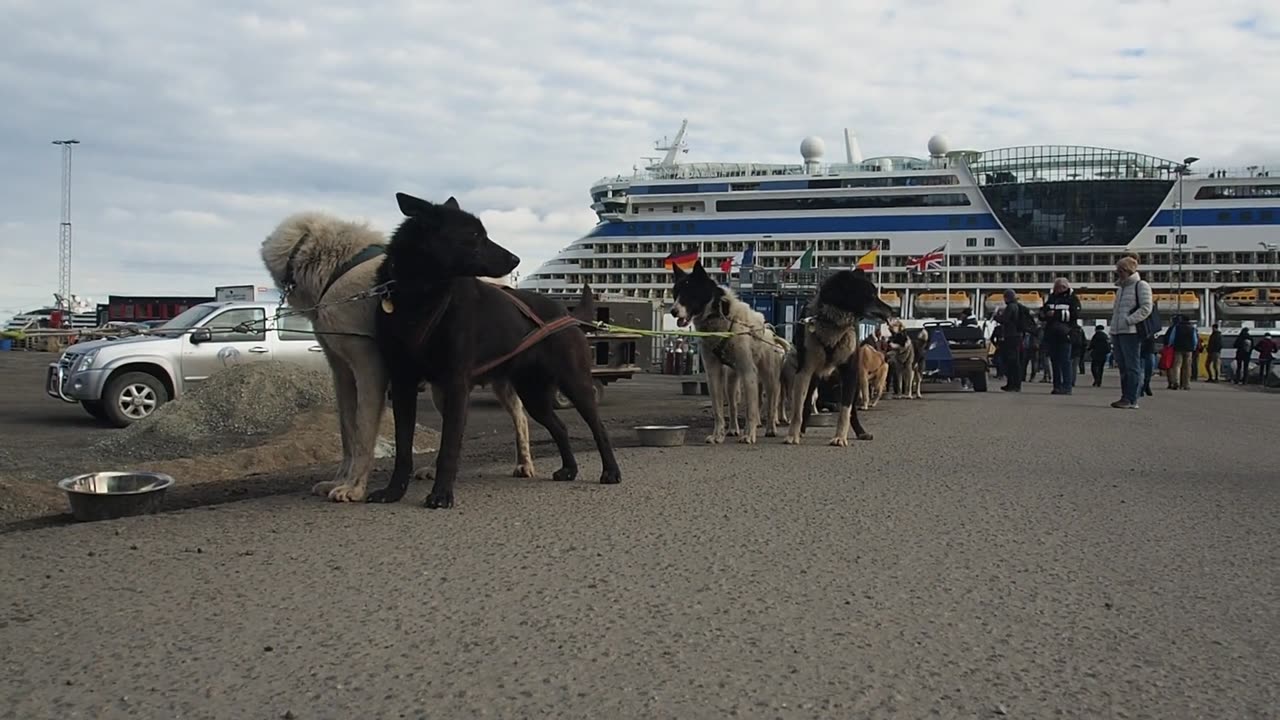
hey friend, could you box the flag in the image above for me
[663,247,700,272]
[786,246,815,271]
[906,244,946,273]
[855,248,879,271]
[719,244,756,274]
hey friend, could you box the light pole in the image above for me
[52,139,80,315]
[1174,156,1199,315]
[1262,242,1279,287]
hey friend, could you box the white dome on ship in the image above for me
[800,135,826,162]
[927,134,950,157]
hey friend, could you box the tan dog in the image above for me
[260,211,536,503]
[856,342,890,410]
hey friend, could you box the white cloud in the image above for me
[1,0,1278,317]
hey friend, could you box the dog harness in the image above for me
[282,232,386,303]
[400,285,583,380]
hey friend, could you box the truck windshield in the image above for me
[151,305,218,335]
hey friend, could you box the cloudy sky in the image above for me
[1,0,1276,317]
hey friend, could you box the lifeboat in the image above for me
[1075,291,1116,316]
[1152,292,1200,316]
[878,291,902,313]
[984,291,1043,314]
[1216,288,1280,319]
[913,291,969,316]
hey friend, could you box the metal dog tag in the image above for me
[380,298,395,314]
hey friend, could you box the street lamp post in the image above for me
[1174,156,1199,316]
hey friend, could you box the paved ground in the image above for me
[1,353,1277,719]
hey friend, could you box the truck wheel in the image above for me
[971,372,988,392]
[102,371,169,428]
[81,400,107,422]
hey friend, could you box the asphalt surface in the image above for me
[1,353,1277,719]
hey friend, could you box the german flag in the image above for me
[663,247,699,272]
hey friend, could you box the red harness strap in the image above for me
[404,286,583,379]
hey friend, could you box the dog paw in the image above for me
[327,484,366,503]
[828,436,850,447]
[726,429,740,437]
[311,480,339,497]
[765,428,777,438]
[552,467,578,482]
[857,432,874,441]
[423,488,454,509]
[599,468,621,485]
[366,486,405,504]
[413,468,434,482]
[737,433,757,445]
[704,434,725,444]
[783,434,802,445]
[512,462,536,479]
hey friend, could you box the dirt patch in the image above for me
[1,363,441,529]
[93,362,339,461]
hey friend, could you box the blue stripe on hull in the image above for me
[1149,207,1280,227]
[587,213,1002,237]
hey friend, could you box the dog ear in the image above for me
[396,192,434,217]
[691,261,707,278]
[443,196,460,210]
[671,264,687,278]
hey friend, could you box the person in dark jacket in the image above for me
[1141,335,1157,396]
[1168,315,1198,390]
[997,289,1030,391]
[1205,324,1223,382]
[1040,278,1083,394]
[1257,332,1277,384]
[1088,325,1111,386]
[1233,328,1253,384]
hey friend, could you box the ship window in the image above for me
[1263,210,1275,221]
[1217,211,1230,222]
[966,237,977,247]
[715,192,971,212]
[1240,211,1253,222]
[984,237,996,247]
[631,206,638,214]
[1176,234,1187,244]
[673,205,682,213]
[1155,234,1167,244]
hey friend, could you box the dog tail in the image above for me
[570,283,597,324]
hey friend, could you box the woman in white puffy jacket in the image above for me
[1108,255,1154,409]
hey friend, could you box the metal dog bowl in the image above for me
[56,471,175,522]
[805,412,837,427]
[634,425,688,447]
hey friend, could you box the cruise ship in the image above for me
[519,120,1280,326]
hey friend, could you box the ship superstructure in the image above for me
[519,120,1280,324]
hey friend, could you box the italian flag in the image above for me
[787,246,815,271]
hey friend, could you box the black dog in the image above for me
[369,192,621,509]
[785,269,894,445]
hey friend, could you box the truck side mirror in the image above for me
[190,327,213,344]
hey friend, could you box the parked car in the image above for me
[46,301,329,427]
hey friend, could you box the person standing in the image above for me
[1109,256,1154,409]
[1256,332,1277,384]
[1088,325,1111,387]
[1233,328,1253,384]
[1168,315,1198,390]
[1071,322,1086,376]
[998,289,1031,392]
[1206,324,1223,382]
[1040,277,1082,395]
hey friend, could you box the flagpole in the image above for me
[944,239,951,320]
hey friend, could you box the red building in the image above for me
[100,295,215,324]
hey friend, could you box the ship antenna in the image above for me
[654,119,689,167]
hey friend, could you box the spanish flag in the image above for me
[856,248,879,271]
[663,247,699,272]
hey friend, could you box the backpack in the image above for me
[1133,280,1162,339]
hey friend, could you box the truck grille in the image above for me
[59,352,79,370]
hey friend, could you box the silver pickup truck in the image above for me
[47,300,330,427]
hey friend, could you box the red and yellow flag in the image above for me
[856,248,879,271]
[663,248,700,272]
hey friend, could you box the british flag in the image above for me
[907,244,947,273]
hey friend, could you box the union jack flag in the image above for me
[907,244,947,273]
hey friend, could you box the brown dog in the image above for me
[857,342,890,410]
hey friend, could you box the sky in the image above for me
[1,0,1277,318]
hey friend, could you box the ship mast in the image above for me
[651,119,689,168]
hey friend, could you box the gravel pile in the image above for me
[95,362,336,461]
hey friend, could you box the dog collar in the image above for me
[319,244,386,301]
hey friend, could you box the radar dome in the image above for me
[800,135,826,161]
[927,134,950,157]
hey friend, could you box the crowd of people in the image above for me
[988,254,1277,409]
